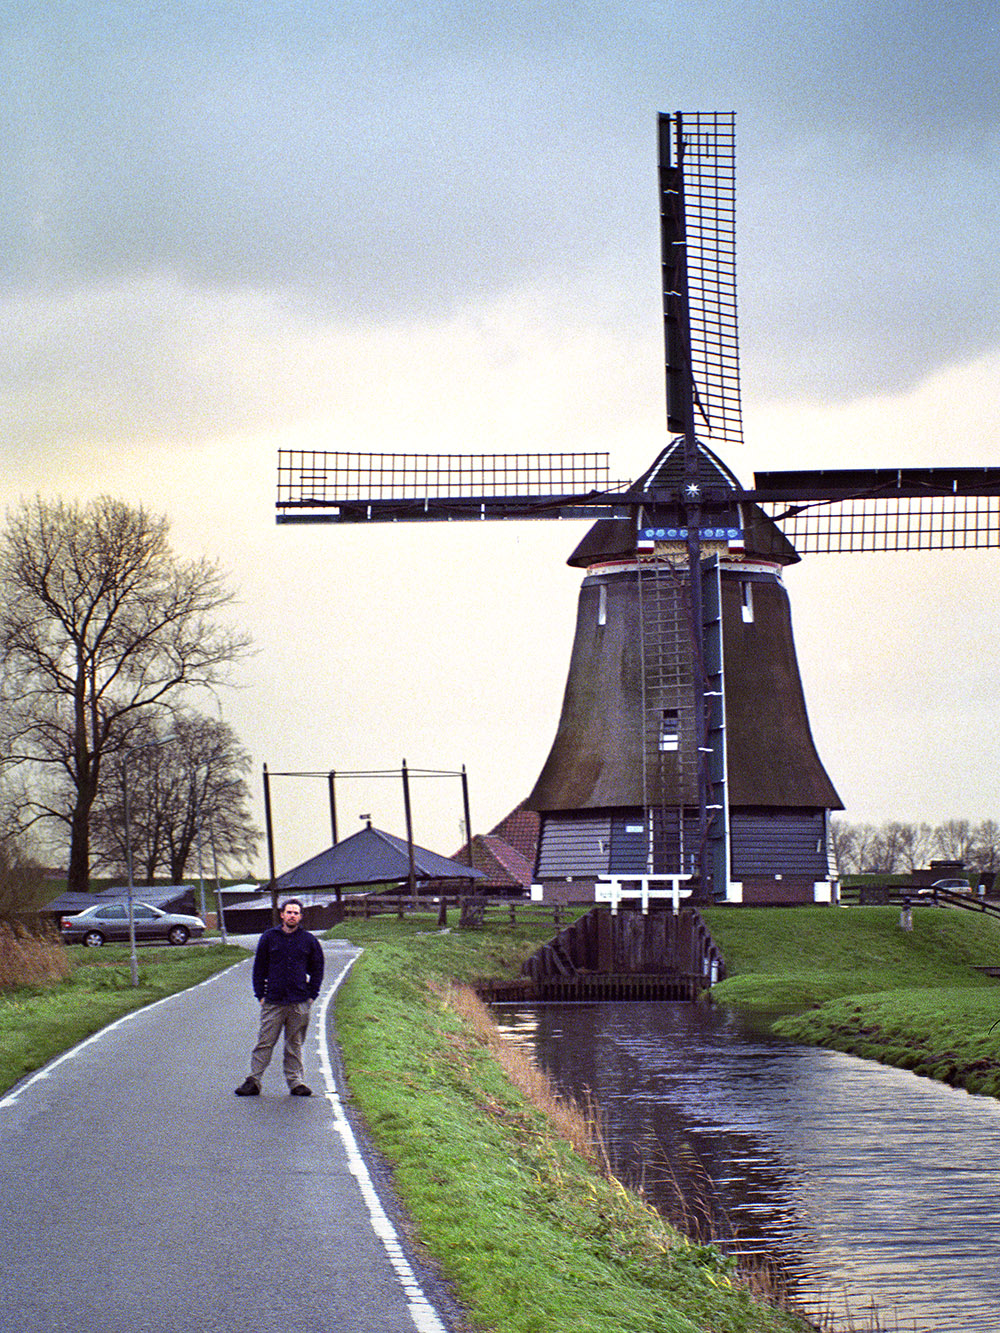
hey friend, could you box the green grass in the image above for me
[704,905,1000,1096]
[328,915,810,1333]
[330,909,586,984]
[0,942,248,1094]
[774,986,1000,1096]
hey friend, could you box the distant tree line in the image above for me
[831,817,1000,877]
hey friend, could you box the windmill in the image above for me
[275,112,1000,905]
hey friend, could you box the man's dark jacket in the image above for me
[253,926,324,1003]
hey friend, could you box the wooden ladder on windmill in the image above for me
[637,548,697,880]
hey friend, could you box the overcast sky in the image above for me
[4,2,1000,873]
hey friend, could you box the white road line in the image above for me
[0,961,245,1109]
[316,949,450,1333]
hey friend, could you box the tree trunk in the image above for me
[66,796,92,893]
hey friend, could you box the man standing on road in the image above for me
[235,899,325,1097]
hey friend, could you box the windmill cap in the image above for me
[567,440,799,568]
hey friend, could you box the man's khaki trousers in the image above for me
[249,1000,312,1089]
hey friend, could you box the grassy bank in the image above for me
[704,905,1000,1096]
[329,914,811,1333]
[0,941,248,1095]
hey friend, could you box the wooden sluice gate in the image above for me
[485,972,706,1003]
[481,905,726,1004]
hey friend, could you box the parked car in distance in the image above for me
[59,902,206,947]
[915,878,973,897]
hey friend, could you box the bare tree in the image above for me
[862,824,900,873]
[970,820,1000,874]
[832,818,943,875]
[867,821,935,874]
[892,821,935,872]
[89,715,175,883]
[933,818,977,865]
[831,816,1000,880]
[0,496,252,891]
[853,823,886,873]
[91,712,260,883]
[829,818,862,876]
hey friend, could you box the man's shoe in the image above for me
[289,1084,312,1096]
[234,1078,260,1096]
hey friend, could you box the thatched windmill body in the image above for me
[276,112,1000,905]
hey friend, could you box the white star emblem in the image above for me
[684,482,701,499]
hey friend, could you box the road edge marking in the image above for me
[0,961,246,1109]
[316,948,450,1333]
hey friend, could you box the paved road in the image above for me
[0,941,457,1333]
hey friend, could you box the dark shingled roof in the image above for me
[274,825,484,890]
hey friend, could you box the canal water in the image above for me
[494,1001,1000,1331]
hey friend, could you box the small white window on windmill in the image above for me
[659,709,680,752]
[740,580,754,624]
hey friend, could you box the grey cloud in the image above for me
[3,0,999,403]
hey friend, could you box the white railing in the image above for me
[596,875,693,915]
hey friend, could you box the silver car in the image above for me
[914,878,973,897]
[60,901,206,947]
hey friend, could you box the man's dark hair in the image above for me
[281,898,304,912]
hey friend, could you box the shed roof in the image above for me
[452,803,540,889]
[274,825,484,890]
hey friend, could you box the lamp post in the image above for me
[122,763,141,988]
[209,819,228,946]
[120,734,173,987]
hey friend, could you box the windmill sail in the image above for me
[275,450,631,523]
[754,468,1000,553]
[661,111,742,450]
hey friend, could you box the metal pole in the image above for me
[461,765,474,872]
[122,757,140,987]
[262,763,278,926]
[210,822,228,945]
[196,819,207,922]
[328,769,338,844]
[197,822,210,933]
[461,764,476,900]
[401,759,417,910]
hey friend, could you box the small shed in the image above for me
[274,824,484,894]
[453,803,540,896]
[225,825,484,933]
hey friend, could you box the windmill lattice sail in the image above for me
[761,495,1000,553]
[661,111,742,451]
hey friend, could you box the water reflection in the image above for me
[495,1002,1000,1331]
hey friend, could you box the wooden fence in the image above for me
[339,894,573,930]
[838,884,1000,920]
